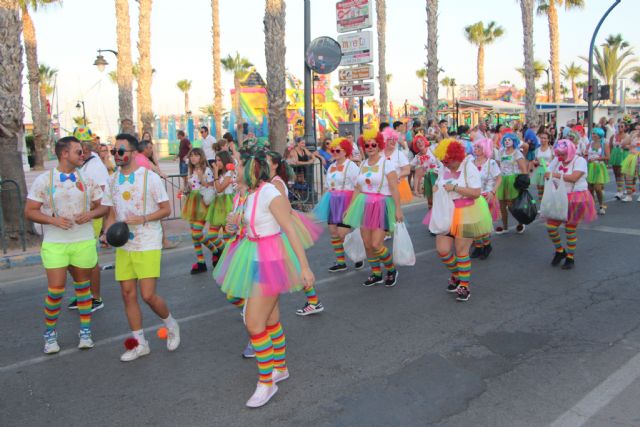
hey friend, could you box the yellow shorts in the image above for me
[92,218,104,239]
[115,249,162,281]
[41,239,98,269]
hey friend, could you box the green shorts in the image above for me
[41,239,98,269]
[115,249,162,281]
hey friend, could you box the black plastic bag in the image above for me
[514,174,531,191]
[509,190,538,225]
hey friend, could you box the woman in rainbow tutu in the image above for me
[213,151,315,408]
[609,122,630,199]
[495,132,528,234]
[620,129,640,202]
[429,139,493,302]
[586,128,610,215]
[343,129,404,288]
[531,130,554,202]
[544,139,597,270]
[312,138,361,272]
[470,138,501,260]
[205,151,237,264]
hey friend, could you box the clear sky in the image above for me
[27,0,639,137]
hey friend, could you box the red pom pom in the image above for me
[157,327,168,340]
[124,337,139,350]
[226,163,235,171]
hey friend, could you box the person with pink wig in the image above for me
[471,138,502,259]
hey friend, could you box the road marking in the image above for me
[550,351,640,427]
[582,225,640,237]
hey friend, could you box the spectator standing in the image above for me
[200,126,216,167]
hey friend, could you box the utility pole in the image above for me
[303,0,315,151]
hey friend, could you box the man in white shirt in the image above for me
[200,126,216,167]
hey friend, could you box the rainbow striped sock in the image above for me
[456,255,471,288]
[304,286,319,305]
[73,280,92,330]
[625,177,636,195]
[331,237,346,265]
[191,221,206,263]
[250,331,274,386]
[376,246,395,273]
[565,225,577,260]
[473,239,483,249]
[44,287,64,331]
[222,232,232,244]
[482,234,491,246]
[266,322,286,371]
[546,221,564,253]
[439,251,458,278]
[226,294,245,309]
[367,256,381,277]
[537,185,544,202]
[616,175,624,193]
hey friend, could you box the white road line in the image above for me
[582,225,640,237]
[550,352,640,427]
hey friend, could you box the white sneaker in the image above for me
[78,328,94,349]
[43,330,60,354]
[120,341,151,362]
[516,224,526,234]
[615,192,623,200]
[246,383,278,408]
[622,195,632,202]
[167,324,180,351]
[272,368,290,384]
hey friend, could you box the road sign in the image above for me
[338,65,373,82]
[336,0,371,33]
[338,31,373,66]
[339,82,374,98]
[306,37,342,74]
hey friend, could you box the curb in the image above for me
[0,233,191,270]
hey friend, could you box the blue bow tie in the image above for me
[118,173,135,185]
[60,173,76,183]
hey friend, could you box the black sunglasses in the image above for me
[110,148,133,156]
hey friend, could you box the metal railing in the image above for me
[0,179,27,254]
[163,174,186,220]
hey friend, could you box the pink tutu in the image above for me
[291,210,323,249]
[566,190,597,225]
[343,192,397,231]
[483,193,500,221]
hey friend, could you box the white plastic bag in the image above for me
[344,228,366,263]
[540,178,568,221]
[428,188,454,235]
[393,222,415,266]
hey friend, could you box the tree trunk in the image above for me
[115,0,135,134]
[520,0,538,127]
[234,77,242,132]
[421,79,426,104]
[21,8,45,170]
[38,79,50,151]
[477,44,485,100]
[137,0,153,137]
[0,0,35,241]
[611,77,617,104]
[571,79,578,103]
[264,0,288,154]
[184,91,190,114]
[211,0,222,139]
[547,0,561,103]
[376,0,388,122]
[426,0,439,119]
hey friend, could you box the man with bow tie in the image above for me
[25,136,108,354]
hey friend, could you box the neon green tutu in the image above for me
[181,191,208,222]
[497,174,519,201]
[206,193,234,226]
[621,153,639,177]
[609,147,628,167]
[587,162,610,185]
[450,197,494,239]
[343,193,396,232]
[531,159,548,187]
[423,171,438,200]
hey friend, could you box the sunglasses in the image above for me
[330,149,342,154]
[110,148,133,156]
[72,149,83,156]
[364,143,377,149]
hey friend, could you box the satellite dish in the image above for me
[305,37,342,74]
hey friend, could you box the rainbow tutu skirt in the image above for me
[343,192,396,232]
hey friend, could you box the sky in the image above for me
[27,0,640,137]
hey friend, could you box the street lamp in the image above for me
[93,48,118,72]
[76,100,86,126]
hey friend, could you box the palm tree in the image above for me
[221,52,253,135]
[1,0,33,237]
[537,0,584,103]
[416,67,427,103]
[199,104,215,115]
[516,59,546,80]
[426,0,439,119]
[211,0,222,138]
[38,64,56,148]
[264,0,287,153]
[376,0,388,122]
[519,0,537,127]
[450,78,457,101]
[464,20,505,100]
[176,79,192,114]
[440,76,452,102]
[561,61,585,103]
[137,0,153,136]
[115,0,135,134]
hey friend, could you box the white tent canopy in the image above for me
[457,100,524,114]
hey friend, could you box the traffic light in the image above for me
[598,85,610,101]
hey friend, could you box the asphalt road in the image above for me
[2,186,640,427]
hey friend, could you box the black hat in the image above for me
[106,222,130,247]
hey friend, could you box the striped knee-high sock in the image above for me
[537,185,544,202]
[625,177,636,195]
[473,239,483,249]
[616,174,624,194]
[304,286,319,305]
[266,322,286,372]
[376,246,395,273]
[190,221,206,263]
[73,280,92,330]
[439,251,458,278]
[565,225,577,260]
[222,232,233,244]
[250,331,274,386]
[44,287,64,331]
[226,294,245,309]
[367,256,381,277]
[482,234,491,246]
[331,237,346,265]
[546,221,564,253]
[456,255,471,288]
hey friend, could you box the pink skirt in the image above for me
[291,210,323,249]
[566,190,597,225]
[483,193,500,221]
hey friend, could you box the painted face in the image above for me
[473,144,483,156]
[113,142,133,166]
[417,140,426,152]
[330,146,345,159]
[504,138,514,148]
